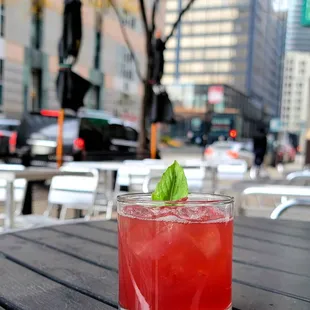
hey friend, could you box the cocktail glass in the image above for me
[118,193,234,310]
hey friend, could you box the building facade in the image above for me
[281,52,310,136]
[0,0,166,123]
[280,0,310,148]
[286,0,310,52]
[163,0,285,118]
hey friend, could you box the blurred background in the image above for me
[0,0,305,169]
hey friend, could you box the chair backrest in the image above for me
[48,167,99,208]
[142,159,165,165]
[0,164,25,171]
[0,164,26,206]
[116,162,150,189]
[142,168,205,193]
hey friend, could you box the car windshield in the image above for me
[212,142,238,150]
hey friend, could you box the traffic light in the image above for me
[229,129,237,139]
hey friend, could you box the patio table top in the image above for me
[0,216,310,309]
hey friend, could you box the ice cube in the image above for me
[188,224,221,259]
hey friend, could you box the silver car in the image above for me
[204,141,254,168]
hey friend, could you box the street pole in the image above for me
[150,122,157,159]
[56,108,64,168]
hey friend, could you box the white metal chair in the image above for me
[142,167,206,193]
[114,161,150,193]
[0,164,27,218]
[44,166,100,220]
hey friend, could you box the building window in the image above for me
[31,0,43,49]
[120,47,135,82]
[87,85,100,109]
[121,10,136,30]
[94,12,102,70]
[0,1,5,37]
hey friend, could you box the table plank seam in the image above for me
[235,223,310,240]
[235,233,310,251]
[232,278,310,303]
[233,258,310,279]
[47,227,118,249]
[0,251,118,309]
[84,222,117,234]
[13,233,118,273]
[236,218,310,232]
[0,295,23,310]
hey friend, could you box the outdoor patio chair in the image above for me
[0,167,99,231]
[114,161,151,194]
[0,164,27,218]
[44,166,100,220]
[143,167,206,193]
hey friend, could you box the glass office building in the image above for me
[286,0,310,52]
[164,0,286,118]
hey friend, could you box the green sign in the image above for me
[301,0,310,26]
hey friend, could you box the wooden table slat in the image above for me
[233,262,310,301]
[18,228,118,271]
[0,256,115,310]
[87,220,118,233]
[234,247,310,277]
[234,235,310,258]
[234,226,310,250]
[236,216,310,231]
[233,282,310,310]
[0,235,118,308]
[52,223,118,248]
[235,217,310,238]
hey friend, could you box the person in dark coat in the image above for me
[152,30,165,84]
[251,127,267,179]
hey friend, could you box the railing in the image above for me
[238,185,310,216]
[270,199,310,220]
[286,170,310,184]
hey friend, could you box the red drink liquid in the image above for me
[118,205,233,310]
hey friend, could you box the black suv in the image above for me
[12,110,142,165]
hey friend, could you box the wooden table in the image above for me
[1,217,310,309]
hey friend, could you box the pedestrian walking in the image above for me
[250,127,267,179]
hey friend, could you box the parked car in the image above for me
[11,109,150,165]
[204,141,254,168]
[0,118,20,158]
[266,140,296,167]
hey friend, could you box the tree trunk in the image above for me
[137,55,153,157]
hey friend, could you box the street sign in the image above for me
[301,0,310,26]
[270,118,282,132]
[208,86,224,104]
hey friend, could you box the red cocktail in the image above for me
[118,194,234,310]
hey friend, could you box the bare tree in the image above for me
[109,0,196,155]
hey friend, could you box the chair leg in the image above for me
[44,204,55,217]
[105,201,114,220]
[59,206,68,220]
[15,203,22,216]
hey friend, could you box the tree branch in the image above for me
[138,0,151,43]
[108,0,144,82]
[164,0,196,44]
[150,0,160,36]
